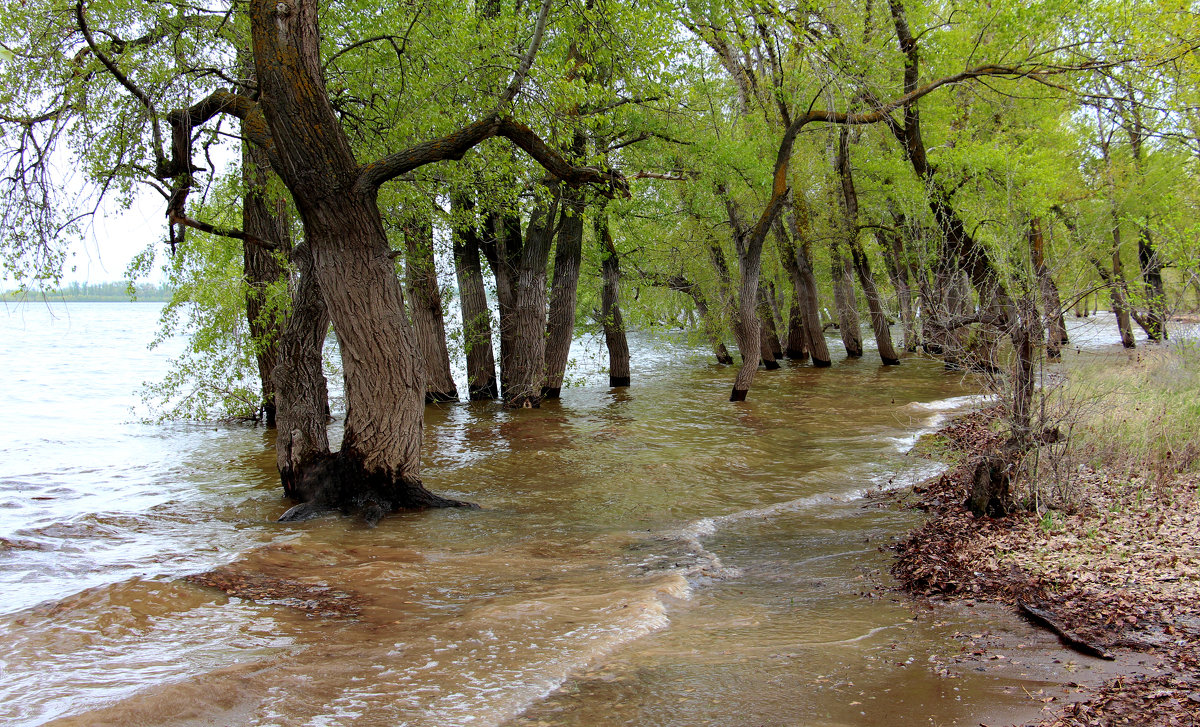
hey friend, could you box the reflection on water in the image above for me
[0,303,1148,726]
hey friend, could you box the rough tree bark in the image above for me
[274,241,331,504]
[480,209,520,399]
[785,301,809,361]
[241,139,288,426]
[543,184,585,399]
[505,192,559,407]
[405,214,459,403]
[451,192,498,400]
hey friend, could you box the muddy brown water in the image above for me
[0,303,1147,726]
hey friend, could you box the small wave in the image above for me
[904,394,994,414]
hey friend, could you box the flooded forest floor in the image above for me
[889,403,1200,726]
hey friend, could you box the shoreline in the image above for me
[886,405,1200,726]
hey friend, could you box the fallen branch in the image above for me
[1018,599,1115,660]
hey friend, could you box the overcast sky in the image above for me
[59,192,167,285]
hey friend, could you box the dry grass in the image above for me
[1027,341,1200,509]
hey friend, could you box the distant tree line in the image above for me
[0,281,173,302]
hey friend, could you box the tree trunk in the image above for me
[274,241,331,500]
[451,193,498,400]
[481,210,521,399]
[543,187,584,399]
[1029,218,1068,360]
[779,200,832,366]
[831,240,864,357]
[888,0,1016,331]
[836,127,895,364]
[405,214,459,403]
[241,139,289,426]
[1137,227,1168,340]
[597,213,631,386]
[878,226,918,352]
[850,240,902,365]
[757,286,784,366]
[505,193,558,408]
[766,281,787,358]
[785,302,809,361]
[251,0,468,518]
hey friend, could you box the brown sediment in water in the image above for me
[889,409,1200,726]
[184,569,364,618]
[183,545,369,619]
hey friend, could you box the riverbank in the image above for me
[889,347,1200,726]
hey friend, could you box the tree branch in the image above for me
[75,0,167,171]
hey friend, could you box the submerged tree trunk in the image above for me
[543,187,584,399]
[505,193,558,408]
[597,213,631,386]
[831,239,864,357]
[405,215,459,403]
[757,286,783,366]
[766,281,787,359]
[785,302,809,361]
[778,200,831,366]
[274,241,331,500]
[241,140,289,426]
[452,193,498,400]
[481,210,521,400]
[879,226,918,352]
[252,0,469,518]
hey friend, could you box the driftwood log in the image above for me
[1018,600,1116,660]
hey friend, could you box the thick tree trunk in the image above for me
[505,194,558,408]
[850,241,902,365]
[241,141,288,426]
[405,215,459,403]
[251,0,468,518]
[451,193,498,400]
[274,241,330,500]
[543,188,584,399]
[597,214,631,386]
[730,306,761,400]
